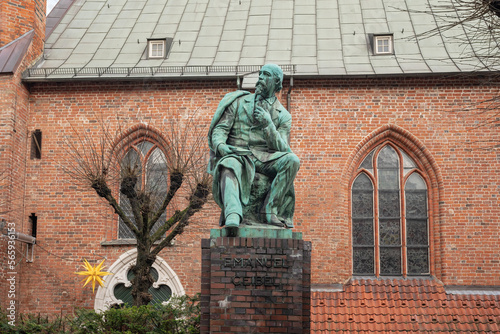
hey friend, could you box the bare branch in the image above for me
[91,176,139,236]
[152,181,210,256]
[401,1,500,149]
[148,171,184,242]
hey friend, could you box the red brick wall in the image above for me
[0,69,31,314]
[0,0,46,313]
[201,237,311,333]
[291,77,499,286]
[10,75,499,314]
[0,0,46,50]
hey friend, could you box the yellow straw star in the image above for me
[76,259,112,293]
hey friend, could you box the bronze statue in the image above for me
[208,64,299,230]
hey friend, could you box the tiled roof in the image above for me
[45,0,75,39]
[0,30,34,74]
[311,278,500,333]
[24,0,496,81]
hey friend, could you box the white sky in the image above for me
[47,0,60,14]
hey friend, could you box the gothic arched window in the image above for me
[352,144,429,276]
[119,140,168,239]
[94,249,185,311]
[113,267,172,306]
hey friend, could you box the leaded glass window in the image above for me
[113,267,172,306]
[405,173,429,275]
[352,144,429,276]
[352,173,374,275]
[119,140,168,239]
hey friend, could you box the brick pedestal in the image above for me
[201,228,311,334]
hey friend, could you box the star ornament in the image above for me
[76,259,112,293]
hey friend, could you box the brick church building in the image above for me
[1,0,499,331]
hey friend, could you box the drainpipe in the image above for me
[286,76,294,112]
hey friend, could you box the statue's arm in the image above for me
[263,114,292,152]
[211,104,235,155]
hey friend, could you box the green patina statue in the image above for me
[208,64,300,230]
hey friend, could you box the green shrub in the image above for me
[0,294,200,334]
[0,313,68,333]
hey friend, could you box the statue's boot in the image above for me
[267,213,286,227]
[225,213,240,228]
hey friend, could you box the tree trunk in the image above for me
[131,243,156,306]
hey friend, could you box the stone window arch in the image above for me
[94,249,184,311]
[351,143,430,276]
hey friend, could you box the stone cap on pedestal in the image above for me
[210,227,302,239]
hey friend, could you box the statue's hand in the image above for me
[217,144,233,157]
[253,106,272,127]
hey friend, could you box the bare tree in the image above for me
[64,111,211,306]
[410,0,500,149]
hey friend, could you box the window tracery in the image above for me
[94,249,184,311]
[352,144,429,276]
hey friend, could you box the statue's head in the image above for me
[255,64,283,97]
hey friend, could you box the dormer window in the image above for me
[372,34,394,55]
[148,39,166,59]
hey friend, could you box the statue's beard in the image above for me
[255,81,270,98]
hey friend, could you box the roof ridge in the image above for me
[0,30,35,74]
[0,30,34,51]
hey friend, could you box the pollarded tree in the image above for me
[65,112,210,306]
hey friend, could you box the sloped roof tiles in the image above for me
[0,30,34,74]
[311,278,500,333]
[24,0,497,81]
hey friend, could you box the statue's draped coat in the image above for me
[207,91,295,227]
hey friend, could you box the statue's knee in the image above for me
[222,157,239,165]
[286,153,300,170]
[219,158,243,177]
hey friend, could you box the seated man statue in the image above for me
[208,64,300,229]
